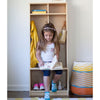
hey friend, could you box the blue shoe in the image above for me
[44,92,50,100]
[51,80,57,92]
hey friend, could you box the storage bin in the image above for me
[71,61,93,96]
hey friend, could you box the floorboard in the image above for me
[8,91,93,98]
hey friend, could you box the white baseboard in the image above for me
[8,84,29,91]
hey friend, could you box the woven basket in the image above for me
[71,62,93,96]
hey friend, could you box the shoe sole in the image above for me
[40,86,45,90]
[33,87,39,90]
[52,90,57,92]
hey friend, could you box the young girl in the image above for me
[36,23,63,100]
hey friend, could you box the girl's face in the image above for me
[44,31,53,43]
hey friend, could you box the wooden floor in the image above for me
[8,91,93,98]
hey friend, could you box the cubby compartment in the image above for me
[30,4,48,13]
[49,4,66,13]
[30,70,68,91]
[30,15,48,37]
[50,70,68,90]
[49,15,66,34]
[30,70,43,91]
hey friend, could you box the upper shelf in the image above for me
[30,3,67,4]
[30,3,67,14]
[30,13,66,16]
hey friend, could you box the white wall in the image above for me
[8,0,93,91]
[67,0,93,82]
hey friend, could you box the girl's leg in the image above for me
[42,70,50,100]
[53,70,63,83]
[53,74,62,83]
[42,70,50,92]
[43,76,50,92]
[51,70,63,92]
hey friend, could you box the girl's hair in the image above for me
[37,23,60,51]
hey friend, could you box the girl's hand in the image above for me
[39,60,44,67]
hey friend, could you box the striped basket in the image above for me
[71,62,93,96]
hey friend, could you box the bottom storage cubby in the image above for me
[30,69,69,96]
[29,90,69,97]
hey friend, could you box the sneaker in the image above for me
[39,83,45,90]
[51,80,57,92]
[44,91,50,100]
[33,84,39,90]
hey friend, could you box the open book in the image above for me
[40,55,63,70]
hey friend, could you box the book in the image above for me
[40,55,63,70]
[32,9,46,14]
